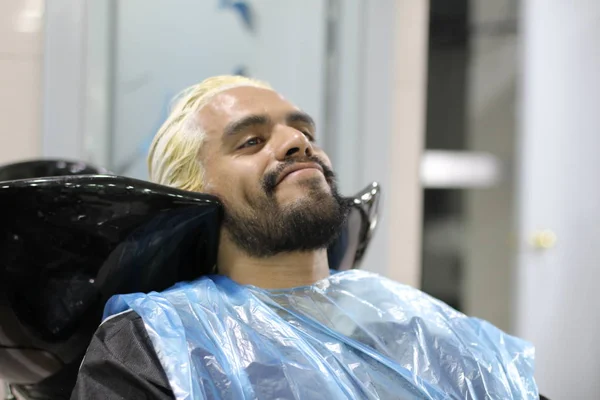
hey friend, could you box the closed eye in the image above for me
[302,131,316,142]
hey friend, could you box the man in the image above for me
[71,76,541,399]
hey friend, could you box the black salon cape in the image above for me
[70,311,551,400]
[70,310,174,399]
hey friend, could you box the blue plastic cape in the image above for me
[104,270,539,399]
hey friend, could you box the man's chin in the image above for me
[224,178,349,257]
[275,177,333,204]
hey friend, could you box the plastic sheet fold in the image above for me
[104,270,538,399]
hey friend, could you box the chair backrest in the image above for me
[0,159,380,398]
[327,182,380,271]
[0,159,109,182]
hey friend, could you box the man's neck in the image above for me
[216,232,330,289]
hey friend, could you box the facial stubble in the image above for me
[222,157,351,258]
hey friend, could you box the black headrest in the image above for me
[0,159,380,398]
[0,159,109,181]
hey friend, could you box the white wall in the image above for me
[41,0,86,161]
[515,1,600,396]
[0,0,43,165]
[0,1,44,398]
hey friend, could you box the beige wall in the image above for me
[0,0,43,165]
[344,0,428,289]
[387,0,429,287]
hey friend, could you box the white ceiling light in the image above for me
[421,150,502,189]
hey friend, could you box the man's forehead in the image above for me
[197,86,300,131]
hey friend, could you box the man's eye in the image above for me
[240,137,263,149]
[302,131,315,142]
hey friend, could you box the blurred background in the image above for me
[1,0,598,398]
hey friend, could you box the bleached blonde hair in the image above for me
[147,75,271,192]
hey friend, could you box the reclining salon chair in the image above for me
[0,159,380,399]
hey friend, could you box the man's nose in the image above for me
[273,125,313,161]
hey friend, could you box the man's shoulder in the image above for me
[83,308,157,369]
[99,308,143,331]
[81,307,167,377]
[93,309,146,343]
[72,309,174,399]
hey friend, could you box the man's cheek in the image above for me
[202,161,229,192]
[200,173,230,198]
[213,176,242,202]
[199,175,218,195]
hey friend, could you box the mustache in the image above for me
[262,156,336,195]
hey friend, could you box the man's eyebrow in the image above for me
[286,111,315,129]
[223,114,271,138]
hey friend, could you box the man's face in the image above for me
[196,86,349,257]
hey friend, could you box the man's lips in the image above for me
[276,162,324,185]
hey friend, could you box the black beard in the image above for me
[222,157,351,258]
